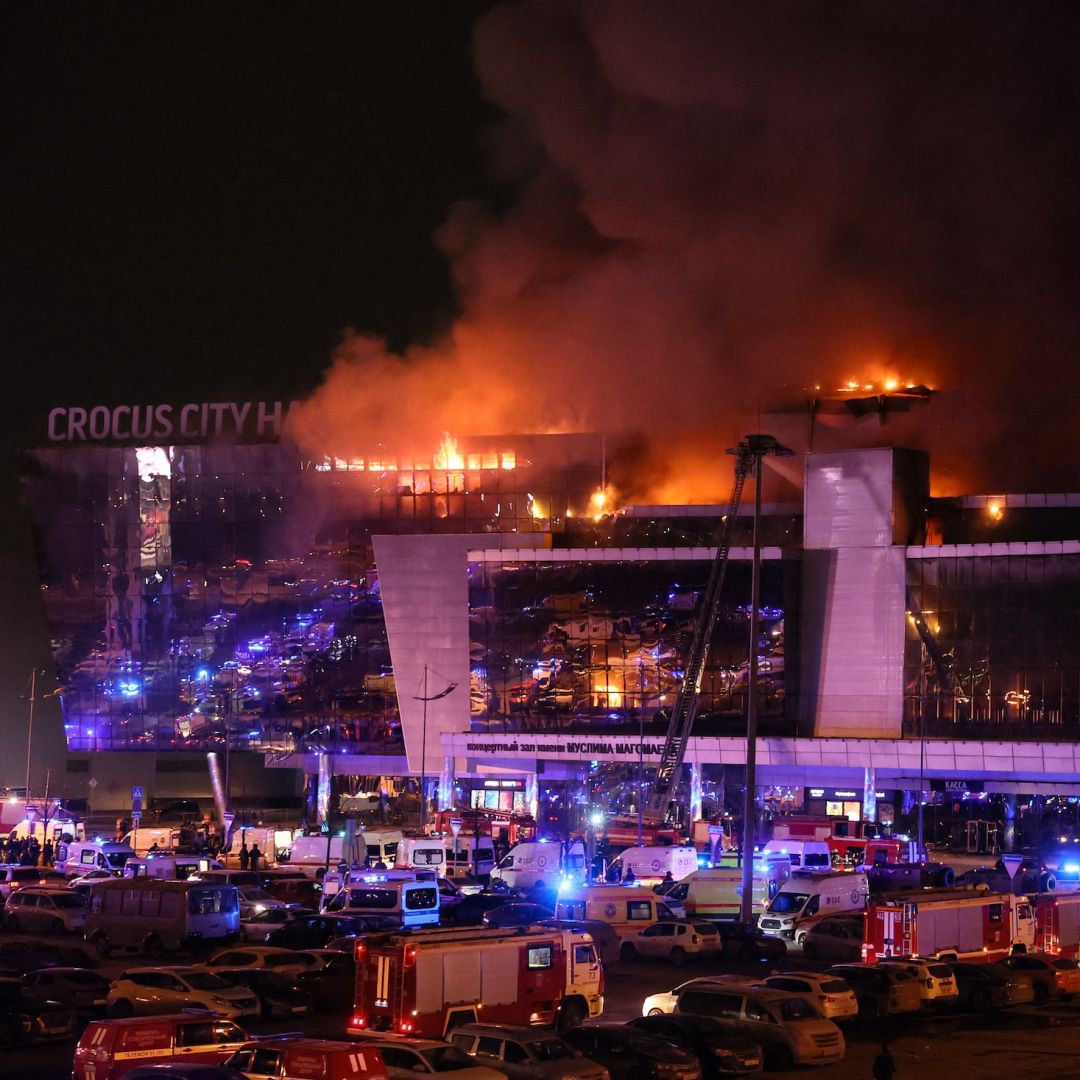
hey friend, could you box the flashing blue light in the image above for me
[1064,862,1080,875]
[195,666,212,682]
[538,837,549,843]
[119,680,141,698]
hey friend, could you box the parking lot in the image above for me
[8,927,1080,1080]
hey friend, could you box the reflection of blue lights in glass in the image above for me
[195,667,212,682]
[248,640,268,653]
[119,680,142,698]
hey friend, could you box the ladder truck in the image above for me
[645,438,764,821]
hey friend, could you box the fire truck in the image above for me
[349,925,604,1038]
[864,887,1035,963]
[431,809,536,847]
[771,816,908,869]
[1035,891,1080,957]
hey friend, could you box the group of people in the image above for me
[1,835,54,866]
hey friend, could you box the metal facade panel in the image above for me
[804,448,896,550]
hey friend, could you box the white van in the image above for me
[120,826,178,855]
[9,817,85,844]
[61,840,136,877]
[611,846,698,886]
[673,860,792,922]
[222,827,287,863]
[360,828,403,866]
[123,855,221,880]
[280,834,367,878]
[763,839,833,870]
[554,884,679,943]
[489,839,586,892]
[444,834,497,879]
[758,870,869,941]
[395,835,447,873]
[322,870,440,928]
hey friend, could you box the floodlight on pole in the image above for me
[413,666,458,833]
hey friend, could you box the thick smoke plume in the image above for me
[290,1,1080,499]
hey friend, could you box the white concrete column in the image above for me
[690,764,703,824]
[438,756,455,812]
[526,773,539,823]
[863,767,877,824]
[317,752,332,826]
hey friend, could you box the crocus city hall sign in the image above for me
[47,401,298,444]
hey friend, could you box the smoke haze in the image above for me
[289,1,1080,499]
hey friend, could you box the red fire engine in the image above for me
[771,816,907,868]
[864,887,1035,963]
[350,925,604,1038]
[431,809,536,846]
[1035,891,1080,958]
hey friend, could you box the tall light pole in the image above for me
[413,666,458,833]
[739,435,793,924]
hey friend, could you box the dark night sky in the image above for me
[0,5,498,784]
[3,3,1080,787]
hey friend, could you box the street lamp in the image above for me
[737,434,793,925]
[413,666,458,833]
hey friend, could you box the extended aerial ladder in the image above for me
[645,441,758,818]
[905,586,962,699]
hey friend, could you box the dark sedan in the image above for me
[630,1013,764,1076]
[564,1023,702,1080]
[482,901,554,928]
[442,892,514,926]
[715,922,787,962]
[214,967,311,1019]
[0,977,77,1045]
[22,967,110,1016]
[297,950,356,1012]
[952,963,1036,1011]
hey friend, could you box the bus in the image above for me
[84,876,240,957]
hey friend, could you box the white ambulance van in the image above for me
[758,869,870,941]
[611,845,698,885]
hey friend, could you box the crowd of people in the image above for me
[0,835,58,866]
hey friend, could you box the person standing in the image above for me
[872,1042,896,1080]
[42,840,54,867]
[238,842,250,871]
[249,844,261,872]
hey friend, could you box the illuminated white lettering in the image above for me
[180,403,200,438]
[68,407,87,441]
[153,404,174,438]
[47,408,66,442]
[209,402,228,436]
[257,400,284,436]
[229,401,251,431]
[88,405,111,440]
[112,405,131,439]
[132,405,154,440]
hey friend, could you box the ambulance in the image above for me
[610,845,698,886]
[672,857,791,922]
[489,838,587,892]
[758,870,869,941]
[554,883,680,943]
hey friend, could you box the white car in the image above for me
[0,866,66,900]
[622,920,723,965]
[204,945,325,978]
[236,886,287,919]
[757,971,859,1021]
[239,906,312,942]
[878,958,958,1004]
[107,966,259,1019]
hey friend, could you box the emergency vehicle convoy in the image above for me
[349,925,604,1036]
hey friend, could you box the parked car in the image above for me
[204,945,324,978]
[482,901,554,928]
[620,920,723,965]
[669,980,845,1069]
[0,938,90,972]
[238,905,313,942]
[125,1067,248,1080]
[877,959,959,1006]
[22,967,110,1016]
[107,966,259,1019]
[799,915,864,963]
[828,964,922,1020]
[0,867,67,900]
[1003,952,1080,1001]
[3,886,88,933]
[213,967,311,1019]
[713,922,786,962]
[0,977,77,1045]
[297,950,356,1012]
[443,892,514,926]
[356,1035,506,1079]
[563,1023,702,1079]
[755,971,859,1022]
[952,962,1036,1011]
[224,1036,388,1080]
[449,1022,611,1079]
[629,1012,764,1077]
[236,886,287,920]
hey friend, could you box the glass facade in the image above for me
[21,433,607,754]
[905,554,1080,740]
[467,559,797,737]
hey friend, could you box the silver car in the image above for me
[450,1023,610,1079]
[4,886,88,933]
